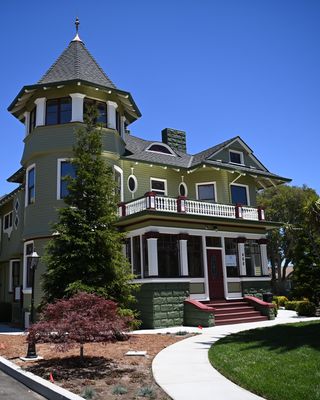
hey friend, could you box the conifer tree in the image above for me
[42,107,135,307]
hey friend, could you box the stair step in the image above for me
[212,306,254,313]
[215,311,261,320]
[215,316,268,326]
[206,301,248,308]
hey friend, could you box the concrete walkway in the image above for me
[152,310,319,400]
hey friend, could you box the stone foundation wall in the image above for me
[135,282,189,329]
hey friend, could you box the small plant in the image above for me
[81,387,96,400]
[273,296,288,307]
[296,301,316,317]
[175,331,189,336]
[112,385,128,395]
[137,386,156,398]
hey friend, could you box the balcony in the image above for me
[118,193,265,222]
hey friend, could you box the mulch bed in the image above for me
[0,333,187,399]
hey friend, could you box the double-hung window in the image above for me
[29,107,36,133]
[46,97,72,125]
[197,182,216,202]
[58,160,76,199]
[150,178,167,196]
[230,184,249,205]
[24,241,34,290]
[3,211,13,232]
[9,260,20,292]
[26,166,35,205]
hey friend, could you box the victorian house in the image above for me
[0,25,290,328]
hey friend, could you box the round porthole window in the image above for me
[179,182,188,197]
[128,175,138,193]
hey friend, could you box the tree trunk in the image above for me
[80,344,84,362]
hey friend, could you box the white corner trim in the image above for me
[114,165,124,202]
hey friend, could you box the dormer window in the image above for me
[84,99,107,126]
[146,143,175,156]
[229,150,244,165]
[46,97,72,125]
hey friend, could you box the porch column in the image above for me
[107,101,118,129]
[237,237,246,276]
[145,232,159,276]
[178,234,189,276]
[120,115,126,138]
[258,239,269,275]
[34,97,46,126]
[70,93,85,122]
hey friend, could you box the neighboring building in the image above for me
[0,26,290,328]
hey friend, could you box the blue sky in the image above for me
[1,0,319,195]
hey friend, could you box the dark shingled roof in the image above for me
[122,133,291,184]
[38,38,117,89]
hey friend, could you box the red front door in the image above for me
[207,249,224,299]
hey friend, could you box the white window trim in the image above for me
[230,183,250,206]
[57,158,73,200]
[146,142,176,156]
[196,181,217,202]
[127,174,138,194]
[114,165,124,202]
[179,182,188,197]
[9,259,20,293]
[23,240,34,293]
[3,211,13,235]
[150,177,167,196]
[25,164,36,207]
[229,149,244,165]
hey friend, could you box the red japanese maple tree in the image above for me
[27,292,133,358]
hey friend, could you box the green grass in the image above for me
[209,321,320,400]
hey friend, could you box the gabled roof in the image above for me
[122,133,291,187]
[38,37,117,89]
[0,185,24,207]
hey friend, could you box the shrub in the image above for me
[0,303,12,322]
[284,301,301,311]
[112,385,128,395]
[272,301,278,317]
[273,296,288,307]
[81,387,96,399]
[296,301,316,317]
[137,386,156,398]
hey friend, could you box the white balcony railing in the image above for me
[119,194,265,222]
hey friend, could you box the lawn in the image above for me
[209,321,320,400]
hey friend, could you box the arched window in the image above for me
[146,143,175,156]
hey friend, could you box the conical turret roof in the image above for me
[38,37,117,89]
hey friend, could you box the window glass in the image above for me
[187,236,204,277]
[245,240,262,276]
[179,183,187,197]
[132,236,141,278]
[46,98,71,125]
[60,161,76,199]
[116,110,121,133]
[225,238,239,277]
[27,167,35,205]
[84,99,108,126]
[12,261,20,288]
[46,99,59,125]
[143,236,149,278]
[157,234,179,277]
[29,107,36,133]
[230,151,242,164]
[231,185,248,205]
[128,176,137,193]
[197,184,215,202]
[148,144,173,154]
[206,237,221,247]
[4,212,13,230]
[26,243,34,288]
[151,179,166,196]
[114,169,122,200]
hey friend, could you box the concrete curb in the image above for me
[0,356,84,400]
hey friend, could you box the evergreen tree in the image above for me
[42,107,136,307]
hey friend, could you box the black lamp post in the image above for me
[25,250,40,359]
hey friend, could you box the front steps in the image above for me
[202,299,268,326]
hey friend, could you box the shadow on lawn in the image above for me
[25,356,135,381]
[214,321,320,353]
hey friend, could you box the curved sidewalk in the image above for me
[152,310,319,400]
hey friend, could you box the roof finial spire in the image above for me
[72,17,82,42]
[75,17,80,34]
